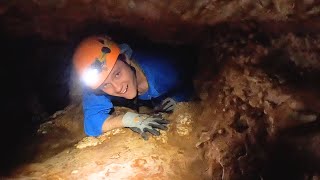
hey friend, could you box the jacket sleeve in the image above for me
[82,88,113,136]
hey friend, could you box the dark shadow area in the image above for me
[68,20,199,68]
[259,49,320,90]
[262,121,320,180]
[1,32,72,175]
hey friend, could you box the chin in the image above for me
[126,91,137,99]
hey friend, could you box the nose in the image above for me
[111,81,122,93]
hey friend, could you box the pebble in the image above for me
[218,129,225,134]
[71,170,78,174]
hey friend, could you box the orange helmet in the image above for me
[73,36,120,89]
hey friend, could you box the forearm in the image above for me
[101,114,125,132]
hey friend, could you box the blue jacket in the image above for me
[81,45,193,136]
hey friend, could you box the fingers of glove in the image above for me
[164,98,176,105]
[163,104,174,112]
[153,119,170,125]
[148,123,168,130]
[161,99,171,108]
[154,98,173,112]
[141,132,149,140]
[143,127,160,136]
[151,113,163,119]
[129,127,142,134]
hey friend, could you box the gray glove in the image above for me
[154,97,177,113]
[122,112,169,140]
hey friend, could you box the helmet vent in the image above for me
[101,47,111,54]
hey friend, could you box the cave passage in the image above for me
[1,1,320,179]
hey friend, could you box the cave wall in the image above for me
[1,0,320,43]
[1,0,320,179]
[194,32,320,179]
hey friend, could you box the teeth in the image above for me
[121,85,128,94]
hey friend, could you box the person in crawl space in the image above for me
[72,35,194,140]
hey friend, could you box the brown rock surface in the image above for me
[1,1,320,179]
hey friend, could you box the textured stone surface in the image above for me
[1,1,320,179]
[194,32,320,179]
[1,0,320,42]
[8,104,207,180]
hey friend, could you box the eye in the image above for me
[115,72,120,78]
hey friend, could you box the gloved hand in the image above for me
[154,97,177,113]
[122,112,169,140]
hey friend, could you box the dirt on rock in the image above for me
[8,103,208,180]
[194,32,320,179]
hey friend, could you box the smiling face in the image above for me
[99,59,138,99]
